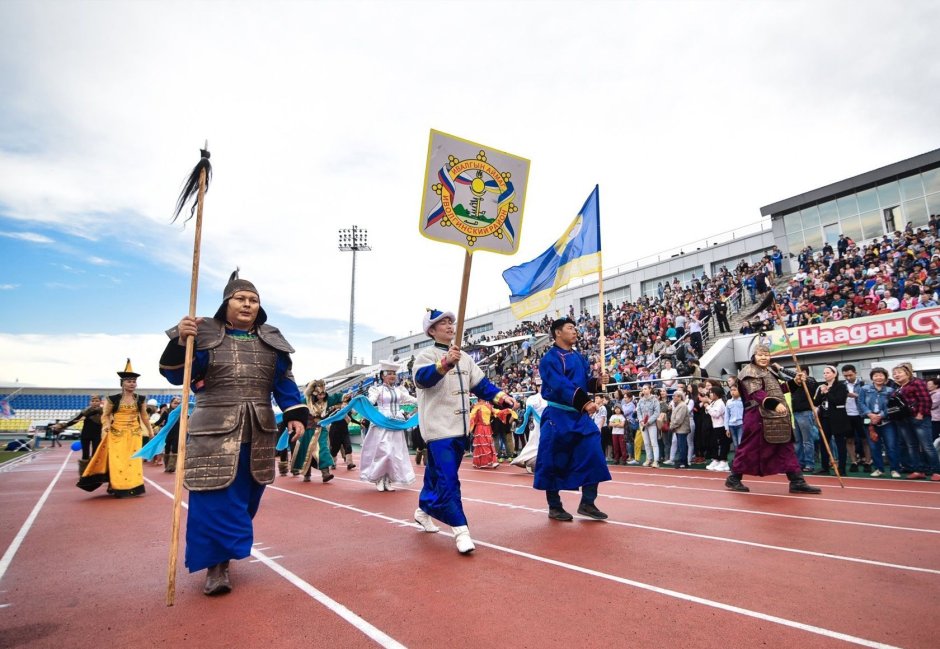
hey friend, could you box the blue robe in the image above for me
[533,345,611,491]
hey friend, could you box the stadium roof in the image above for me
[760,147,940,217]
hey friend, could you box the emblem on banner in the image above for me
[419,130,529,255]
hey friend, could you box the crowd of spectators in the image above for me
[458,255,790,396]
[741,217,940,333]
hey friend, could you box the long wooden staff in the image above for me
[453,250,473,347]
[770,300,844,488]
[166,144,213,605]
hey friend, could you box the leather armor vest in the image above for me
[184,333,279,491]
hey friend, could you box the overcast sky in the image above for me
[1,0,938,388]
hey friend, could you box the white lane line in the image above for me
[144,477,406,649]
[0,452,72,582]
[607,479,940,511]
[326,476,940,575]
[452,469,940,510]
[250,548,407,649]
[450,475,940,534]
[269,484,902,649]
[458,495,940,576]
[605,467,940,495]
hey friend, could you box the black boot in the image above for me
[725,473,750,492]
[787,472,822,494]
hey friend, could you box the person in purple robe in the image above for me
[725,341,822,494]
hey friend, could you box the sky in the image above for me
[1,0,939,388]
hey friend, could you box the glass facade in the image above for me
[466,322,493,336]
[781,167,940,255]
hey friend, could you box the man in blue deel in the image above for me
[534,317,612,521]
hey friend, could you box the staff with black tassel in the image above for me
[748,290,844,488]
[166,143,212,605]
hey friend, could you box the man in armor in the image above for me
[726,341,821,494]
[160,270,307,596]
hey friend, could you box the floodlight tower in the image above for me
[338,226,371,367]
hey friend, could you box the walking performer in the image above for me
[535,317,612,521]
[359,361,417,491]
[328,392,358,470]
[56,394,103,476]
[511,391,546,473]
[469,399,499,468]
[291,380,335,483]
[77,361,152,497]
[159,270,307,596]
[724,338,822,494]
[413,309,516,553]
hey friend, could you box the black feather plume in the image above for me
[228,268,239,284]
[172,146,212,223]
[745,290,777,320]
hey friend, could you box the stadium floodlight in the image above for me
[338,226,372,367]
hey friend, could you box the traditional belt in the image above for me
[546,401,579,413]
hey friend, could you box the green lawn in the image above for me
[0,451,27,463]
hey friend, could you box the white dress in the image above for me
[511,393,546,470]
[359,385,417,487]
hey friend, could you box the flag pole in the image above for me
[595,185,606,387]
[453,250,473,347]
[597,255,606,385]
[166,144,212,605]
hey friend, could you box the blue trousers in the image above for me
[186,443,264,573]
[419,437,469,527]
[547,483,598,509]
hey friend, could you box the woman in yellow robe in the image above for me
[77,359,153,497]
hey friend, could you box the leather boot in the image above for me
[164,453,177,473]
[321,468,334,483]
[415,449,424,465]
[725,474,750,492]
[77,458,90,477]
[787,472,822,494]
[203,562,232,596]
[278,460,289,476]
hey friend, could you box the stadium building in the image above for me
[375,148,940,379]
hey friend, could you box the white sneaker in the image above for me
[375,479,385,491]
[627,460,639,465]
[718,461,730,472]
[652,461,660,468]
[643,460,652,467]
[452,525,475,554]
[414,508,439,533]
[890,470,901,478]
[662,460,675,466]
[384,478,396,492]
[870,469,883,477]
[706,460,718,471]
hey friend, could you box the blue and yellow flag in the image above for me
[502,186,601,318]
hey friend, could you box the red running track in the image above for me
[1,447,938,649]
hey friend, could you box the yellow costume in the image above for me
[77,360,152,497]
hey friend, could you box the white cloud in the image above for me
[0,283,18,290]
[1,0,939,386]
[0,231,54,244]
[0,331,351,389]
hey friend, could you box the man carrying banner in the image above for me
[535,317,612,521]
[159,271,307,595]
[413,308,516,554]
